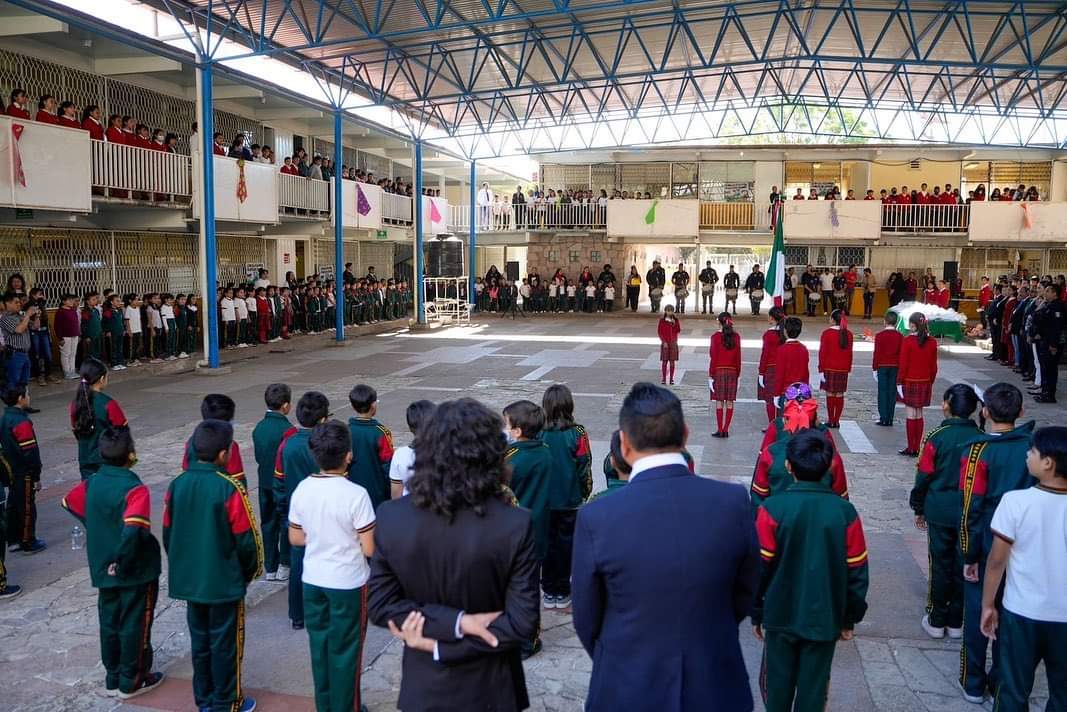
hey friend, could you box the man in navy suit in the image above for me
[572,382,760,712]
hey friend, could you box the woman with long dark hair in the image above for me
[626,265,642,312]
[368,398,539,711]
[709,312,742,437]
[818,309,854,428]
[897,313,939,456]
[70,358,128,479]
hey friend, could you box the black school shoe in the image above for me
[292,620,304,630]
[119,671,165,700]
[0,585,23,601]
[20,539,47,555]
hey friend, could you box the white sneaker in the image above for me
[921,614,946,639]
[65,372,79,380]
[112,364,127,371]
[165,356,178,361]
[237,343,248,349]
[959,682,986,704]
[276,565,290,582]
[264,571,277,582]
[178,352,189,359]
[947,626,963,639]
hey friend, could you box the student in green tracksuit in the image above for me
[599,430,696,500]
[82,292,104,360]
[62,427,165,700]
[71,359,129,480]
[753,430,870,712]
[1,386,45,553]
[957,383,1035,704]
[346,385,394,509]
[908,384,982,640]
[288,420,377,712]
[252,384,296,583]
[540,384,592,610]
[503,400,554,659]
[275,391,331,630]
[103,294,126,369]
[164,420,263,712]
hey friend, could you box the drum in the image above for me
[833,290,846,300]
[701,285,715,296]
[675,288,689,300]
[783,289,794,302]
[726,288,739,299]
[751,289,764,300]
[650,287,664,298]
[808,292,822,303]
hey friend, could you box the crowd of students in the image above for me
[778,181,1045,204]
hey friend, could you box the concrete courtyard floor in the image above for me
[0,307,1060,711]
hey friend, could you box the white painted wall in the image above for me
[783,200,881,241]
[970,202,1067,243]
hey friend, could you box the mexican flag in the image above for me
[766,201,786,306]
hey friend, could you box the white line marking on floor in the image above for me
[601,357,647,362]
[397,385,463,392]
[521,365,555,381]
[837,420,877,454]
[391,362,434,376]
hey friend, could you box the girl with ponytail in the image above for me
[897,312,939,456]
[709,312,742,437]
[70,357,128,479]
[818,309,854,427]
[757,306,786,427]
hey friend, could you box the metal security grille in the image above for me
[217,236,268,286]
[784,246,809,266]
[113,233,198,296]
[0,48,262,155]
[837,246,867,268]
[1050,249,1067,272]
[311,138,358,169]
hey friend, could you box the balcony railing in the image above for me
[451,202,608,231]
[880,203,970,233]
[699,201,756,230]
[382,191,413,224]
[90,139,191,202]
[278,172,329,214]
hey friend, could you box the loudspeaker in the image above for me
[426,239,463,277]
[506,261,520,281]
[943,261,958,283]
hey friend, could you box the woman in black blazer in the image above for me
[368,398,540,712]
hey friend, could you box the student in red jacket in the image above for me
[34,95,58,124]
[897,313,939,456]
[104,114,125,144]
[1000,287,1018,366]
[81,105,105,140]
[709,312,742,438]
[57,101,81,129]
[657,305,680,385]
[818,309,854,428]
[6,88,30,119]
[758,306,786,425]
[935,280,951,309]
[977,276,992,329]
[772,316,810,404]
[872,311,904,426]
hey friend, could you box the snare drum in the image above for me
[833,290,846,300]
[726,288,739,299]
[808,292,822,303]
[701,285,715,296]
[675,288,689,300]
[751,289,764,300]
[650,288,664,298]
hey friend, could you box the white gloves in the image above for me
[897,385,904,399]
[757,375,765,388]
[708,377,715,391]
[818,372,825,384]
[872,371,879,383]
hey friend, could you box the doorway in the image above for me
[295,241,306,278]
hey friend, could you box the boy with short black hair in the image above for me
[981,426,1067,710]
[503,399,553,659]
[62,427,164,699]
[346,384,394,509]
[753,429,869,711]
[182,393,246,489]
[288,420,376,712]
[958,382,1036,703]
[0,386,45,554]
[388,400,436,499]
[252,384,296,583]
[165,420,262,712]
[275,391,331,630]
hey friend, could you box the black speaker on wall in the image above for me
[506,261,520,281]
[943,261,959,283]
[426,238,464,277]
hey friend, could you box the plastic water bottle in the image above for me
[71,524,85,551]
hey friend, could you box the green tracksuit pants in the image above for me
[304,583,368,712]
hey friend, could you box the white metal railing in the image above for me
[278,172,329,214]
[452,202,608,231]
[90,139,191,200]
[881,203,970,233]
[382,192,413,223]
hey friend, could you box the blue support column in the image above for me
[413,140,425,323]
[333,110,345,340]
[198,61,220,368]
[468,160,476,307]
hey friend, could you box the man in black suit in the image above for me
[572,382,760,712]
[368,398,540,712]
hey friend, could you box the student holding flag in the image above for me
[765,198,787,311]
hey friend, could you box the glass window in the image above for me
[784,246,809,267]
[698,162,754,201]
[671,162,698,198]
[784,161,843,199]
[620,163,670,197]
[836,246,867,268]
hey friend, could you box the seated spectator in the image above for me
[82,105,105,140]
[213,132,227,156]
[228,136,249,159]
[57,101,80,129]
[35,94,58,124]
[6,88,30,119]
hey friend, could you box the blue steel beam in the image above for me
[334,109,345,340]
[198,61,221,369]
[413,141,425,324]
[468,160,476,309]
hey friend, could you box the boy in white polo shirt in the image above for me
[288,420,376,712]
[981,425,1067,710]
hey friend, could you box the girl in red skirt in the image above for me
[758,306,785,426]
[897,312,939,456]
[818,309,854,428]
[709,312,742,438]
[658,304,681,385]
